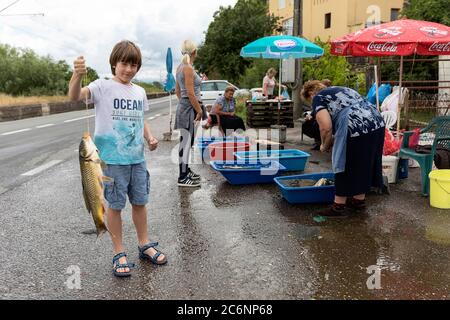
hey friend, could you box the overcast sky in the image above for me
[0,0,238,82]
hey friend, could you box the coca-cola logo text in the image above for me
[429,42,450,52]
[367,42,398,53]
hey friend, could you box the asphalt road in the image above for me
[0,96,177,195]
[1,107,449,300]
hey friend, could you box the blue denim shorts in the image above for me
[103,162,150,211]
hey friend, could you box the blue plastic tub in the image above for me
[210,161,287,185]
[234,149,310,171]
[274,172,335,204]
[196,137,248,162]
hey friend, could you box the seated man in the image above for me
[210,86,246,136]
[302,111,321,150]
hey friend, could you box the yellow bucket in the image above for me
[429,170,450,209]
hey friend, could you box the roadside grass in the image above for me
[0,83,165,107]
[0,94,70,107]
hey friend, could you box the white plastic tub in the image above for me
[382,155,399,184]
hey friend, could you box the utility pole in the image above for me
[292,0,303,120]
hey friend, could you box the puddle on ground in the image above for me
[293,225,321,241]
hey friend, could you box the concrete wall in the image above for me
[0,92,169,122]
[269,0,405,41]
[269,0,295,22]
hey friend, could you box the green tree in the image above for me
[401,0,450,25]
[238,59,279,89]
[0,43,95,96]
[302,39,366,94]
[85,67,99,84]
[195,0,280,83]
[152,81,163,90]
[378,0,447,93]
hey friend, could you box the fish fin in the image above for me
[96,203,111,239]
[102,176,114,183]
[100,160,107,170]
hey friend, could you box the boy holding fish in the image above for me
[69,40,167,277]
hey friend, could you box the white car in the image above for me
[201,80,245,106]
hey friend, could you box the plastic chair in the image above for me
[381,111,397,130]
[399,116,450,196]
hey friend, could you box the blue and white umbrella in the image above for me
[241,35,324,118]
[164,48,176,135]
[240,35,324,59]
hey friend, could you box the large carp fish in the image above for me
[79,133,111,236]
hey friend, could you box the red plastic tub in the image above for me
[208,141,251,161]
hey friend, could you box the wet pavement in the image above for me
[0,115,449,300]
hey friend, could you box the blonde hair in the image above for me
[267,68,277,76]
[301,80,327,101]
[181,40,197,65]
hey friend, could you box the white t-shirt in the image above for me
[263,75,276,95]
[88,79,149,165]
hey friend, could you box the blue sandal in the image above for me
[112,252,135,277]
[138,242,168,265]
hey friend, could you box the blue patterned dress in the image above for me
[313,86,385,173]
[312,87,385,196]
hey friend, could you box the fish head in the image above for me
[79,133,100,161]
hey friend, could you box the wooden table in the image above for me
[246,100,294,128]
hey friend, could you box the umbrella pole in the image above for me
[169,92,173,135]
[278,57,282,125]
[374,65,380,111]
[396,56,404,140]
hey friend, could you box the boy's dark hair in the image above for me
[109,40,142,75]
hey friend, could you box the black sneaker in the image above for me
[178,176,201,187]
[187,169,201,181]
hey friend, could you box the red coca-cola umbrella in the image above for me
[331,18,450,57]
[331,18,450,134]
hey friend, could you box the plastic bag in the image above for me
[367,83,392,105]
[408,128,421,149]
[282,88,290,100]
[383,129,401,156]
[381,86,408,114]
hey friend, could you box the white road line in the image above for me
[64,115,95,123]
[21,160,63,177]
[36,124,55,129]
[155,114,162,117]
[1,128,32,136]
[148,117,156,120]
